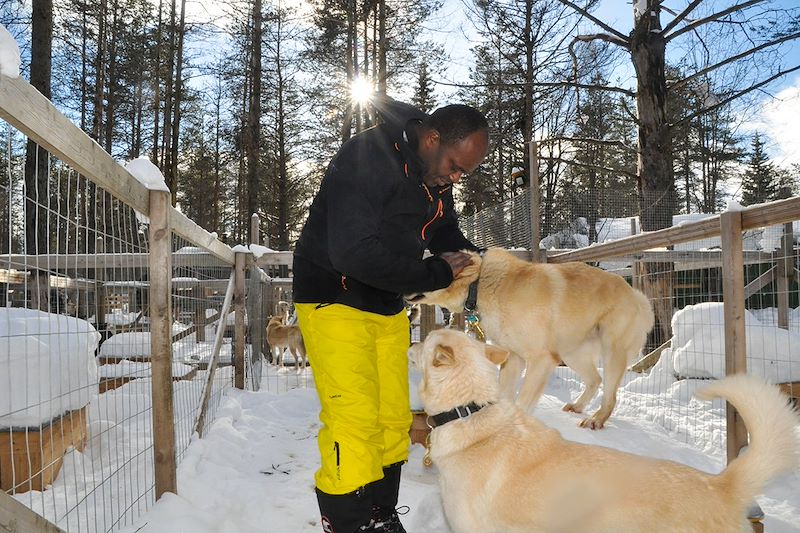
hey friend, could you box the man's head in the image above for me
[417,105,489,188]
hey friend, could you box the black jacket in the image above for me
[292,99,477,315]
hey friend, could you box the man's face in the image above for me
[422,129,489,188]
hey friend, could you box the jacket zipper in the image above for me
[421,198,443,241]
[396,143,446,242]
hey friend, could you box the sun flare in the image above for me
[350,77,373,106]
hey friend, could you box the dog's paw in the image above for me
[562,403,583,413]
[579,416,604,430]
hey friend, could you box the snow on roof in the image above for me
[98,332,152,359]
[0,308,100,428]
[98,323,190,359]
[124,156,169,192]
[98,360,195,380]
[0,24,20,78]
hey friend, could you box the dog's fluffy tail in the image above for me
[696,374,799,505]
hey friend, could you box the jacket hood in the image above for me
[372,95,427,141]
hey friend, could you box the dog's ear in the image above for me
[484,344,509,366]
[432,344,455,367]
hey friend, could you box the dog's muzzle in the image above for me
[406,293,425,303]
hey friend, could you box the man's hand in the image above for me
[439,251,473,278]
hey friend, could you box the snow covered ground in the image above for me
[120,364,800,533]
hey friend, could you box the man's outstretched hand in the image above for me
[439,251,473,278]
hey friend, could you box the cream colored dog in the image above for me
[266,315,306,370]
[409,329,800,533]
[408,248,654,428]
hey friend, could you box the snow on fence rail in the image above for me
[0,74,291,532]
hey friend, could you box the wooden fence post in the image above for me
[194,285,206,342]
[630,218,642,291]
[528,140,543,263]
[776,222,793,330]
[148,190,177,499]
[720,210,748,463]
[234,251,246,389]
[247,215,264,390]
[420,304,435,341]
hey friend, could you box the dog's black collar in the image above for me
[429,402,487,427]
[463,280,479,314]
[462,249,485,315]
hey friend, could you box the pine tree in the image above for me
[412,59,436,113]
[741,133,778,206]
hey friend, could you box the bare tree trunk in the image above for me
[631,1,674,346]
[92,0,107,141]
[245,0,262,242]
[362,7,371,129]
[152,0,163,165]
[352,3,362,134]
[522,0,534,195]
[80,3,88,131]
[341,0,356,141]
[378,0,386,95]
[169,0,187,205]
[132,77,143,157]
[276,12,289,250]
[237,63,251,242]
[161,0,177,192]
[213,73,223,233]
[24,0,53,309]
[104,0,119,154]
[631,2,674,230]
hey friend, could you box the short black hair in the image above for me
[423,105,488,146]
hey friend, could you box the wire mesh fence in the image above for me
[461,188,533,250]
[460,185,683,251]
[0,86,255,530]
[545,209,800,462]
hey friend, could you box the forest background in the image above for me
[2,0,800,250]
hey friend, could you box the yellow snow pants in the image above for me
[295,303,412,495]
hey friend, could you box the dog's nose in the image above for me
[406,294,423,303]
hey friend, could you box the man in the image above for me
[293,97,489,533]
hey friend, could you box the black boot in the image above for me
[370,462,407,533]
[316,486,374,533]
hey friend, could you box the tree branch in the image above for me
[665,0,766,42]
[671,31,800,90]
[672,64,800,127]
[431,78,636,97]
[540,156,639,179]
[661,0,704,35]
[574,31,629,49]
[554,0,630,43]
[540,136,637,153]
